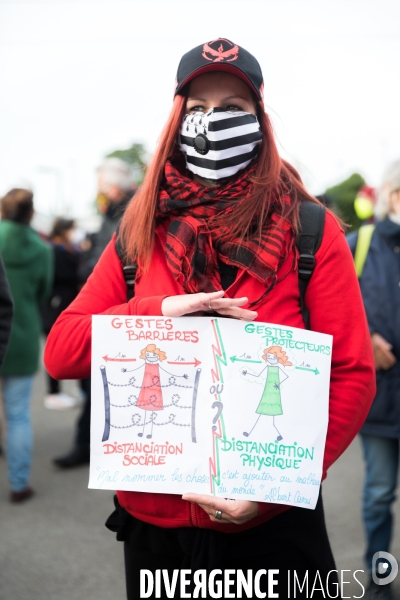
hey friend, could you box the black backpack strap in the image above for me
[297,201,326,329]
[115,226,138,302]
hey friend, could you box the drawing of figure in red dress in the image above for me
[131,343,189,439]
[136,344,167,438]
[136,345,165,409]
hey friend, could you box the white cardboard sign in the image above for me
[89,316,332,509]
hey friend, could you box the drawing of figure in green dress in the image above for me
[242,346,292,441]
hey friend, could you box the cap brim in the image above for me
[175,63,262,100]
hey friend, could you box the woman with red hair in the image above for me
[45,38,375,598]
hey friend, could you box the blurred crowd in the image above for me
[0,157,137,491]
[0,154,400,597]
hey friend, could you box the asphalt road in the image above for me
[1,367,399,600]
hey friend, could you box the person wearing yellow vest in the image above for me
[352,185,377,278]
[347,160,400,600]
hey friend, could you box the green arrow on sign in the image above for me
[230,356,262,364]
[295,366,320,375]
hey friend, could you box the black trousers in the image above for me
[121,496,341,600]
[47,373,60,395]
[75,377,91,446]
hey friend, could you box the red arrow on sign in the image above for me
[167,358,201,368]
[102,355,137,363]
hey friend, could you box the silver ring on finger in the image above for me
[208,301,213,310]
[215,510,222,520]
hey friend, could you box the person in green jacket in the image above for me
[0,188,53,502]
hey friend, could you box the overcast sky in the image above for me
[0,0,399,219]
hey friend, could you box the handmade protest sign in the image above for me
[89,316,332,509]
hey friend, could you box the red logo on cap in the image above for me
[202,39,239,63]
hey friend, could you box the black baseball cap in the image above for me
[175,38,264,101]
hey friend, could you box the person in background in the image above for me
[347,160,400,600]
[0,253,13,367]
[53,158,134,468]
[353,185,376,224]
[78,157,136,281]
[41,217,81,410]
[0,252,14,456]
[0,188,53,502]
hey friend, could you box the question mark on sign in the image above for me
[211,401,223,431]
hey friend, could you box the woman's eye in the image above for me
[188,105,204,113]
[226,105,242,112]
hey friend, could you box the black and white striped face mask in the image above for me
[179,108,263,181]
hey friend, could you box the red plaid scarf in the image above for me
[156,160,295,296]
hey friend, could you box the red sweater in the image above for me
[45,212,375,533]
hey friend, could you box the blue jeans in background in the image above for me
[360,434,399,571]
[2,375,35,492]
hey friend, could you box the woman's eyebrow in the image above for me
[221,95,249,103]
[187,95,249,103]
[187,97,207,103]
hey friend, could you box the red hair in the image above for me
[120,95,321,271]
[262,346,293,366]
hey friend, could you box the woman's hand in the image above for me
[182,493,259,525]
[161,290,257,321]
[371,332,397,370]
